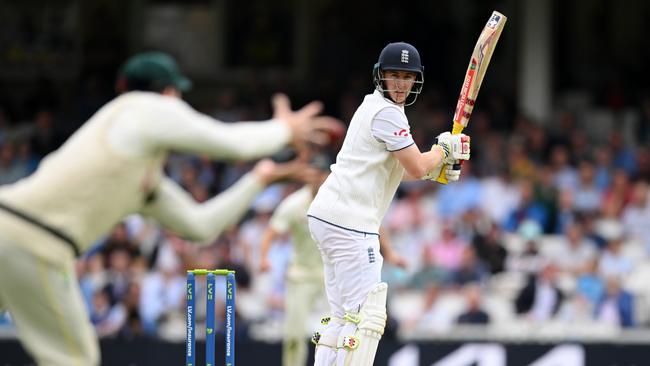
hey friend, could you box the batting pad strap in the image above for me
[343,312,361,325]
[315,332,338,348]
[320,315,345,326]
[327,316,345,326]
[320,316,331,326]
[313,315,344,348]
[337,335,359,350]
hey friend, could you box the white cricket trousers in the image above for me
[307,217,383,318]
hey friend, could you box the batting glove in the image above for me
[434,132,470,165]
[445,160,462,182]
[422,159,463,182]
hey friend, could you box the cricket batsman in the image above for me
[307,42,471,365]
[0,52,339,366]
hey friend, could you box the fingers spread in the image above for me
[296,101,323,118]
[272,93,291,116]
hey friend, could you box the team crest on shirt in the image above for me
[367,247,376,263]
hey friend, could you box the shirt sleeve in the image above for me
[134,95,292,160]
[371,107,415,151]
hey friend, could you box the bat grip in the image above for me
[452,121,465,135]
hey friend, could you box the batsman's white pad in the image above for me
[343,282,388,366]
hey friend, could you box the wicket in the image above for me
[186,269,236,366]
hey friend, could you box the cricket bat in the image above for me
[436,10,507,184]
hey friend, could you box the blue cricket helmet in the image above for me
[373,42,424,106]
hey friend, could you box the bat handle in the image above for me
[452,121,465,135]
[435,121,465,184]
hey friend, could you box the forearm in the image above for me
[143,174,265,243]
[393,144,446,180]
[402,170,429,181]
[260,228,279,260]
[379,227,407,268]
[379,227,392,256]
[402,148,446,180]
[194,174,265,240]
[402,171,420,181]
[420,147,445,174]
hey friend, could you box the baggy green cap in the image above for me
[119,52,192,92]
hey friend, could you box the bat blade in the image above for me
[436,10,507,183]
[453,10,507,133]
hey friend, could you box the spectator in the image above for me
[421,221,468,284]
[103,246,133,304]
[406,284,457,333]
[549,145,578,192]
[608,131,637,176]
[601,169,632,218]
[595,276,635,328]
[576,258,605,308]
[386,182,434,234]
[29,109,64,158]
[119,282,144,339]
[450,247,489,287]
[503,179,549,233]
[435,161,482,221]
[89,287,111,323]
[635,147,650,182]
[79,252,109,312]
[554,222,598,276]
[479,168,519,225]
[506,136,537,180]
[211,88,246,122]
[515,264,564,322]
[456,285,490,325]
[555,188,577,234]
[139,241,186,335]
[593,147,613,191]
[472,222,507,274]
[16,140,39,174]
[524,122,548,166]
[0,141,28,185]
[621,180,650,252]
[573,158,603,214]
[506,220,546,274]
[598,227,633,278]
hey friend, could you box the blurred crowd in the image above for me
[1,85,650,343]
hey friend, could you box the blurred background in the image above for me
[1,0,650,365]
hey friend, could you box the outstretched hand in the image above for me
[272,93,344,150]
